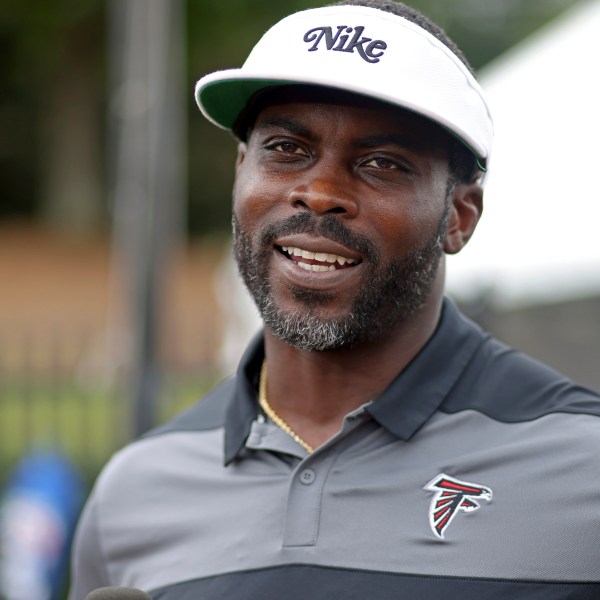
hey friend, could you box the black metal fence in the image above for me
[0,328,220,486]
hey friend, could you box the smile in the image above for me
[279,246,360,272]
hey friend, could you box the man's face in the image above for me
[233,89,454,351]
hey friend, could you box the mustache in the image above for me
[258,213,379,261]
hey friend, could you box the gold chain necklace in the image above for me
[258,361,314,454]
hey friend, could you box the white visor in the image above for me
[195,5,493,172]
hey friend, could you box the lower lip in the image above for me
[273,250,362,290]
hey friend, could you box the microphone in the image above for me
[84,587,152,599]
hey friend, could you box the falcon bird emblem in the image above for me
[423,473,493,540]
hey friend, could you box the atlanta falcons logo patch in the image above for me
[423,474,493,540]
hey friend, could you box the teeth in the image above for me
[298,262,338,272]
[282,246,357,266]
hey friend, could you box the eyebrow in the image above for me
[355,134,426,152]
[253,116,317,140]
[252,118,427,153]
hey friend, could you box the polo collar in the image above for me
[224,332,265,465]
[224,298,486,464]
[366,298,486,440]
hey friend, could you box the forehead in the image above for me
[242,85,453,151]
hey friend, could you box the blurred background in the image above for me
[0,0,599,597]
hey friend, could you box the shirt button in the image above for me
[299,468,316,485]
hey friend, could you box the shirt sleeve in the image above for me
[67,490,111,600]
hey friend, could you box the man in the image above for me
[69,1,600,598]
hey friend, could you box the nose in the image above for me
[288,172,359,218]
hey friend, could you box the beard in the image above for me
[233,208,448,352]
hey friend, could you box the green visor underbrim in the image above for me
[197,77,486,172]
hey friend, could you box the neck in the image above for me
[262,291,444,451]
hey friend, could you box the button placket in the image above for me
[282,440,350,548]
[280,410,372,548]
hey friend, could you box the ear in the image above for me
[235,142,247,170]
[443,183,483,255]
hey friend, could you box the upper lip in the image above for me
[274,234,362,263]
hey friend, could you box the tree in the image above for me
[0,0,105,233]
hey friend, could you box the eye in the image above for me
[268,141,309,156]
[363,157,402,170]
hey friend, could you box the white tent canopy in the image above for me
[446,0,600,309]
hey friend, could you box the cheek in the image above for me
[232,165,265,225]
[365,193,444,255]
[233,164,291,230]
[403,175,450,236]
[363,161,449,233]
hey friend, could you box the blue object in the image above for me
[0,451,86,600]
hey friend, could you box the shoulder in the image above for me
[91,377,236,503]
[69,379,238,595]
[443,332,600,422]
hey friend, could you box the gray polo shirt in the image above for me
[69,299,600,599]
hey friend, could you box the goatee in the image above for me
[233,210,447,352]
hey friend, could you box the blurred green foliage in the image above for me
[0,0,582,235]
[0,0,105,222]
[0,373,218,483]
